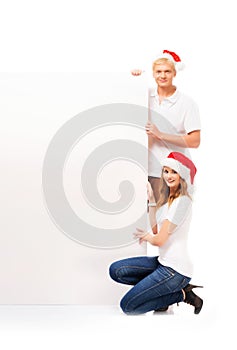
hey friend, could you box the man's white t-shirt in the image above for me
[156,195,193,277]
[148,88,201,177]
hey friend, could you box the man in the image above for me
[132,50,201,203]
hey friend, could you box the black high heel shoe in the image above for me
[183,284,203,314]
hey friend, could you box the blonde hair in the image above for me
[156,172,191,209]
[152,57,176,72]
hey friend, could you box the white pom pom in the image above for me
[175,61,185,71]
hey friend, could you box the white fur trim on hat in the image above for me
[161,158,190,181]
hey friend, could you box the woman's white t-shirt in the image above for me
[156,195,193,277]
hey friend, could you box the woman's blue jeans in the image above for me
[109,256,191,315]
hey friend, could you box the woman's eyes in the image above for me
[163,169,177,174]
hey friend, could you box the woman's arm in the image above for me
[148,206,157,234]
[147,182,157,234]
[134,220,177,247]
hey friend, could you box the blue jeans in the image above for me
[109,256,191,315]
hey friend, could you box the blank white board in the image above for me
[0,72,148,304]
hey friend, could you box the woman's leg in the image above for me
[109,256,159,286]
[120,264,191,314]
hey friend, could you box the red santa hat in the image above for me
[161,152,197,185]
[156,50,185,71]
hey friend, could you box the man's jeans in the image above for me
[109,256,191,314]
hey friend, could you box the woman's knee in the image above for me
[120,296,131,314]
[120,294,138,314]
[109,261,120,281]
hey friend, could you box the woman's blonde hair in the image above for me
[152,57,176,72]
[156,170,191,209]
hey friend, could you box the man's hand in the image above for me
[131,69,143,76]
[145,121,162,140]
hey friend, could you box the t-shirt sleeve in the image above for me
[184,98,201,134]
[167,196,192,226]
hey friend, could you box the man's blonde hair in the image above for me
[152,57,176,72]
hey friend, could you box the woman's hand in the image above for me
[133,228,150,244]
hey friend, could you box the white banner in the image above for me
[0,72,148,304]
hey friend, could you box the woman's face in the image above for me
[163,166,180,190]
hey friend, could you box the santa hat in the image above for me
[156,50,185,71]
[161,152,197,185]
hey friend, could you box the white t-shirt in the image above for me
[156,195,193,277]
[148,88,201,177]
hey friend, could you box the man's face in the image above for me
[153,63,176,88]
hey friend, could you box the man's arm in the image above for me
[146,121,201,148]
[159,130,200,148]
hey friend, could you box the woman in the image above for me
[109,152,203,315]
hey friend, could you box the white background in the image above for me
[1,0,236,349]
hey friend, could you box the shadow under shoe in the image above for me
[183,284,203,314]
[154,306,169,313]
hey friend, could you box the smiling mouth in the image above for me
[167,180,175,184]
